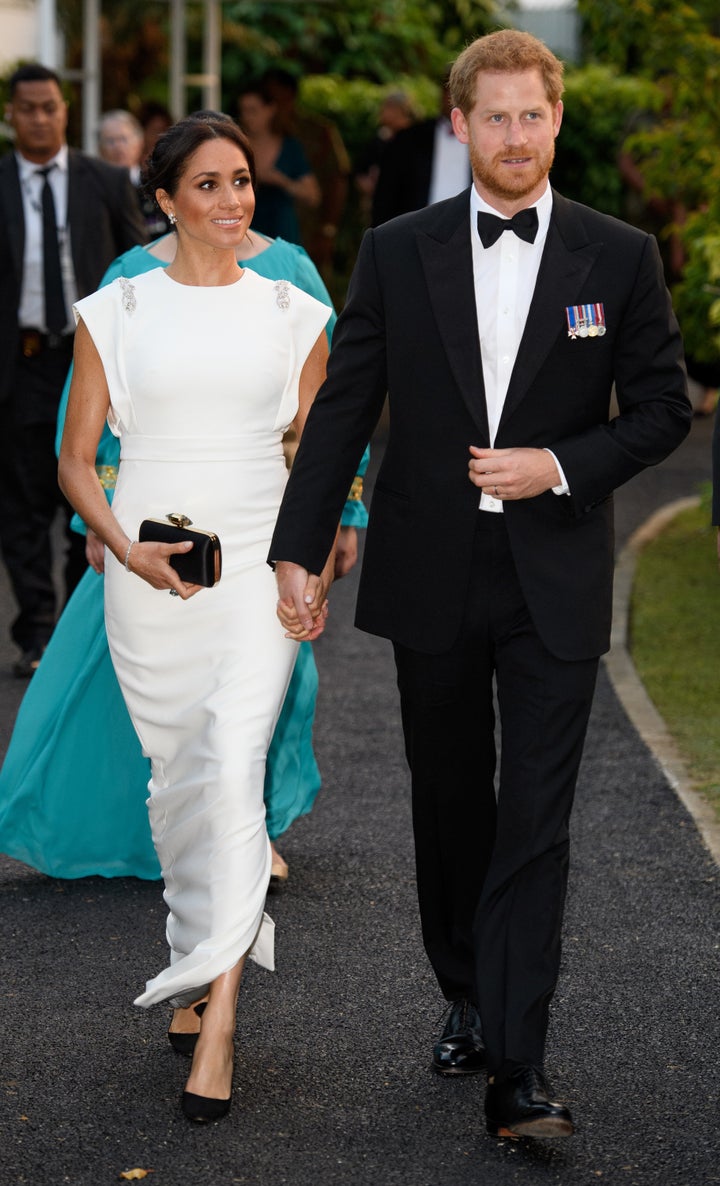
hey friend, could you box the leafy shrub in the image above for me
[552,65,661,217]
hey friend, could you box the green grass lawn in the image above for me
[630,495,720,820]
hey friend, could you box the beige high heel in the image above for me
[269,841,289,889]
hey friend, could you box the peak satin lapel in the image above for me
[499,211,601,432]
[416,219,490,442]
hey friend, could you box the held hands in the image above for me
[275,560,331,642]
[125,539,202,599]
[468,446,561,501]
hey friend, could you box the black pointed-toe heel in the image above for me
[181,1089,231,1123]
[167,1001,207,1057]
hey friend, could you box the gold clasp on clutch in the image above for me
[167,512,193,528]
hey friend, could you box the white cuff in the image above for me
[544,448,570,496]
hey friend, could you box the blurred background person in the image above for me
[237,81,320,246]
[354,91,416,221]
[0,64,146,679]
[262,67,351,281]
[98,108,171,237]
[372,70,471,227]
[137,99,173,165]
[98,108,144,179]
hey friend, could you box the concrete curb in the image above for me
[605,496,720,866]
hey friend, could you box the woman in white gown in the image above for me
[58,113,332,1122]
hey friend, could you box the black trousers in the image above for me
[394,512,599,1073]
[0,341,87,652]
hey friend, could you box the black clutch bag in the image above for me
[138,513,222,587]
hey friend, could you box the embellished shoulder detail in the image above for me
[118,276,136,315]
[274,279,291,310]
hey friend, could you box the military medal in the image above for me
[566,303,606,339]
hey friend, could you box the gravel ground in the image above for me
[0,414,717,1186]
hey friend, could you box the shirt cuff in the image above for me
[544,448,570,496]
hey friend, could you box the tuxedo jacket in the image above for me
[270,188,691,661]
[0,148,147,403]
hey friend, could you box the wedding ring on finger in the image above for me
[494,486,499,497]
[169,589,179,597]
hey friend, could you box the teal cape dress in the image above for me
[0,237,368,879]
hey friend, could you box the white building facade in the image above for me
[0,0,63,71]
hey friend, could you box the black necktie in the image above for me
[476,206,539,249]
[38,165,67,334]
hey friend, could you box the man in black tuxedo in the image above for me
[0,64,146,676]
[270,31,690,1138]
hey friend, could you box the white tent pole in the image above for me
[37,0,59,68]
[81,0,101,154]
[202,1,222,111]
[169,0,187,118]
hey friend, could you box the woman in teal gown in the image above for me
[0,232,368,880]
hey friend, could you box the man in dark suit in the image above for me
[0,64,147,676]
[270,31,690,1138]
[371,71,471,226]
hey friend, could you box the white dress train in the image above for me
[74,268,330,1008]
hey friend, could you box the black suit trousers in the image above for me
[0,343,87,651]
[393,511,598,1072]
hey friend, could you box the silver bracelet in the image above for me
[124,540,136,571]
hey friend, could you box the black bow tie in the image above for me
[476,207,539,249]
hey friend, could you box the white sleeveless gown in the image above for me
[74,268,329,1008]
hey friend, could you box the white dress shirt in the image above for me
[470,183,567,512]
[16,145,77,334]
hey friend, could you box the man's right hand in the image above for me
[275,561,329,641]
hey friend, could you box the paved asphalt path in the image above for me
[0,415,718,1186]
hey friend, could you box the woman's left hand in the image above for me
[127,539,203,599]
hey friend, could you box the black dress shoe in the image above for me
[485,1065,574,1139]
[432,998,486,1075]
[168,1001,207,1057]
[12,648,43,679]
